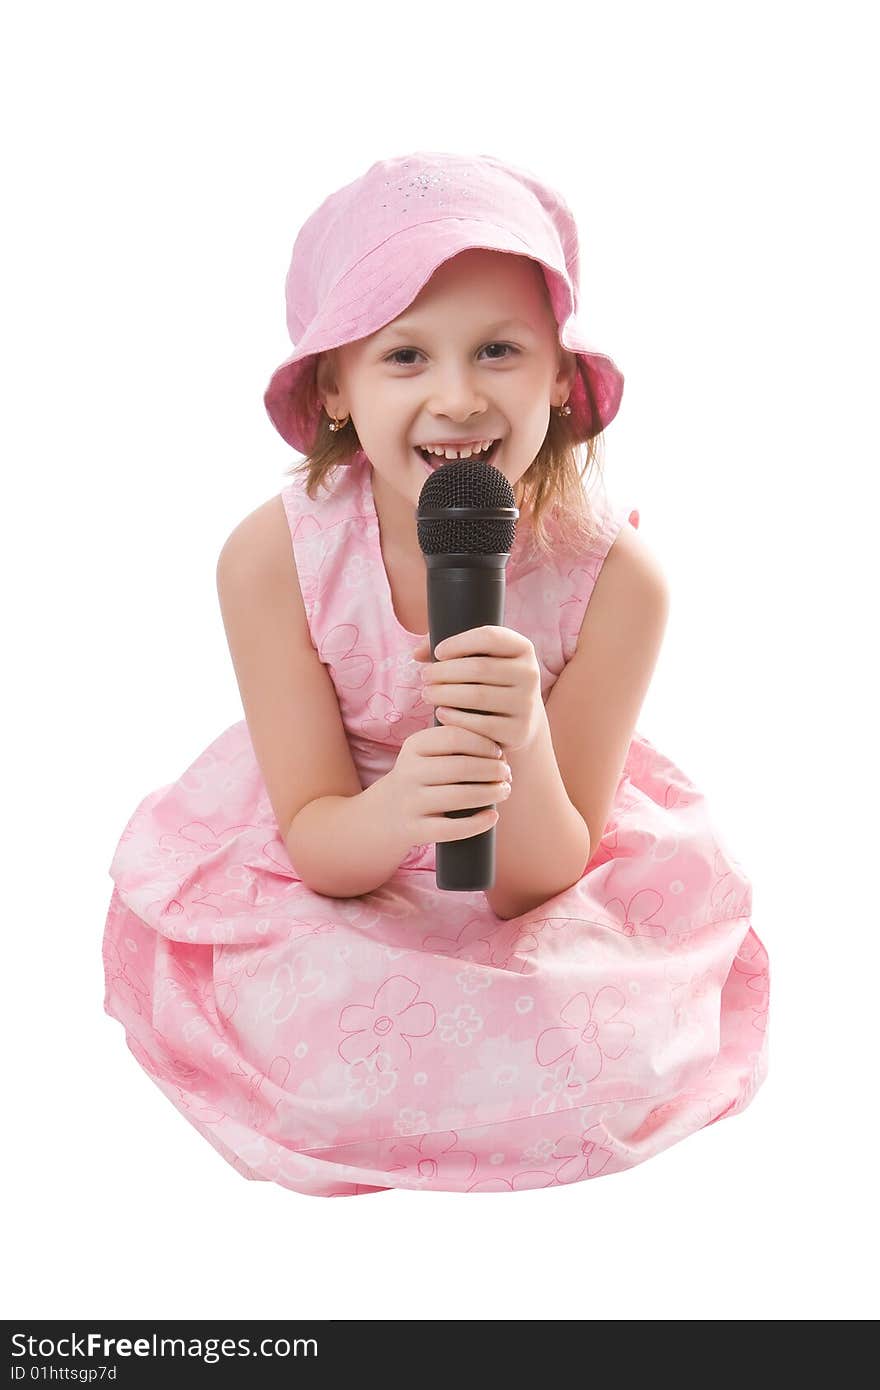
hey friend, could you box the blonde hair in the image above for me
[282,355,608,560]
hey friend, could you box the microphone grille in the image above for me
[416,459,518,555]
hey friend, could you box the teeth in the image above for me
[419,439,496,460]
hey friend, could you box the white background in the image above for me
[4,0,877,1322]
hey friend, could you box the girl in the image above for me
[102,151,770,1198]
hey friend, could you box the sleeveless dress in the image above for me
[102,453,770,1197]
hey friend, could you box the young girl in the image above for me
[102,150,770,1198]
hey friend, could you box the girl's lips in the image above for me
[420,439,489,449]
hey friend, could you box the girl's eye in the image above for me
[384,343,519,366]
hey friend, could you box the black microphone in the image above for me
[416,458,519,891]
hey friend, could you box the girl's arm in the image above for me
[487,522,670,920]
[486,712,591,920]
[286,782,411,899]
[217,497,408,897]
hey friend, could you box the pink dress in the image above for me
[102,452,770,1197]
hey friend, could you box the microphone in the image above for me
[416,459,519,891]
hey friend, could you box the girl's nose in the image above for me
[427,378,488,418]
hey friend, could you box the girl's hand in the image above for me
[411,625,545,754]
[384,723,511,850]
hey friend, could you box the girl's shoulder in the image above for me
[217,493,313,637]
[219,492,295,575]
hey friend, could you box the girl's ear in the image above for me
[557,348,578,396]
[315,349,339,398]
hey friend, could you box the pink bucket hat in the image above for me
[263,151,625,455]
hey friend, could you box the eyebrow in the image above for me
[379,317,534,341]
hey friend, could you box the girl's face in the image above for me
[319,248,577,537]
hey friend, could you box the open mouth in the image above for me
[415,439,502,469]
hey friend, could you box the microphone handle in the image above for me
[426,552,509,891]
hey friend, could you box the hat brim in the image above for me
[264,219,624,453]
